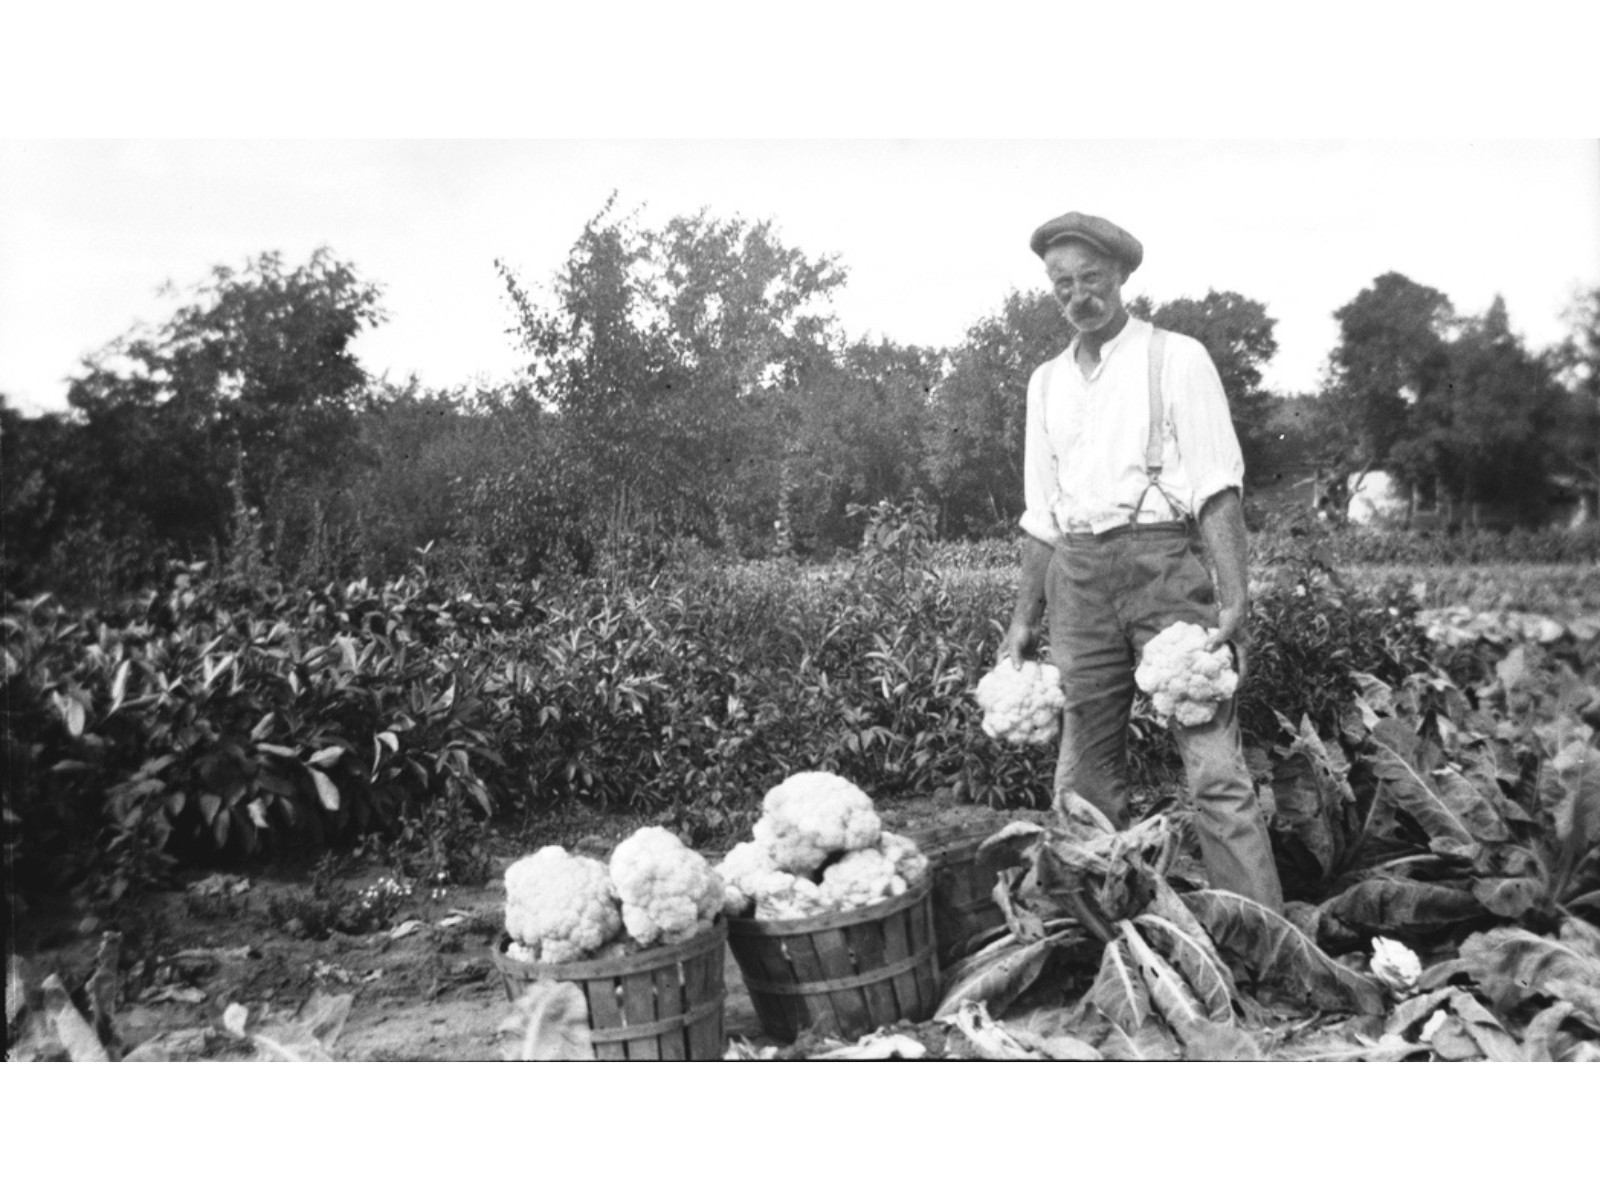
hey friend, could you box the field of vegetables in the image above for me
[6,512,1600,1061]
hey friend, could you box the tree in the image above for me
[1129,290,1280,481]
[1550,285,1600,518]
[498,197,847,550]
[63,249,385,556]
[1318,271,1456,477]
[925,289,1067,537]
[776,338,941,551]
[1390,296,1567,522]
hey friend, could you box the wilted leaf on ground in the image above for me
[1385,987,1461,1039]
[247,992,354,1061]
[41,974,108,1062]
[807,1032,928,1060]
[1520,1002,1576,1062]
[1010,1007,1108,1061]
[1181,890,1386,1016]
[500,981,593,1061]
[938,1000,1045,1060]
[1095,1019,1181,1061]
[1446,991,1525,1062]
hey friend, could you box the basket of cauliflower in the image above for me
[1134,621,1239,727]
[491,826,728,1061]
[716,771,941,1044]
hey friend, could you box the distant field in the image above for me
[1340,563,1600,617]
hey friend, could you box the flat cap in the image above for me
[1029,211,1143,273]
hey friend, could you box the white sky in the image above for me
[2,13,1598,417]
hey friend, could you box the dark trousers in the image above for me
[1046,523,1284,911]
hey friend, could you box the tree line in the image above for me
[4,199,1598,600]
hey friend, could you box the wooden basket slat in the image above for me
[921,828,1009,967]
[812,925,871,1037]
[908,893,941,1012]
[841,915,900,1025]
[726,877,939,1043]
[491,921,727,1061]
[777,924,832,1039]
[878,902,921,1020]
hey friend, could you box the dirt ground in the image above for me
[8,799,1023,1061]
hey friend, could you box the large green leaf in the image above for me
[1181,889,1386,1016]
[1081,937,1153,1033]
[1321,877,1485,935]
[1368,719,1488,857]
[1444,991,1524,1062]
[934,929,1077,1020]
[1470,876,1546,920]
[1119,920,1208,1035]
[1095,1019,1181,1062]
[1133,914,1236,1024]
[1269,714,1359,878]
[1457,926,1600,1013]
[1544,741,1600,867]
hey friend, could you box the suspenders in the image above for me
[1131,327,1175,523]
[1042,324,1177,530]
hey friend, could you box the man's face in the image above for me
[1043,240,1126,335]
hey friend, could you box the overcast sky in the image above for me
[2,139,1596,417]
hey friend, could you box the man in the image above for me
[998,211,1284,911]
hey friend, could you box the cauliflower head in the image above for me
[819,847,907,909]
[975,659,1064,745]
[879,830,930,888]
[1370,936,1422,995]
[752,771,883,874]
[753,874,829,921]
[609,826,724,948]
[717,838,790,918]
[504,846,623,964]
[1133,622,1238,727]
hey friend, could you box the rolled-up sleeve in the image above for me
[1019,361,1060,544]
[1166,334,1245,514]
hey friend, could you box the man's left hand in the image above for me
[1206,605,1249,685]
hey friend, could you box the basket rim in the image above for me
[492,915,727,981]
[726,873,933,936]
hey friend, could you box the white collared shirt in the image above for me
[1019,316,1245,541]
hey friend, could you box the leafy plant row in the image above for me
[3,504,1445,911]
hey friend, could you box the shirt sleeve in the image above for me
[1019,359,1061,544]
[1165,333,1245,514]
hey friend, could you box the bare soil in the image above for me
[9,799,1023,1061]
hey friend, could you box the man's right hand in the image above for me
[998,617,1037,668]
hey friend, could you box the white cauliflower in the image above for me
[752,771,883,874]
[753,874,829,921]
[1370,936,1422,995]
[609,826,725,948]
[818,830,931,909]
[503,846,623,964]
[1134,621,1238,726]
[975,659,1064,745]
[717,839,787,917]
[879,830,930,888]
[819,847,907,909]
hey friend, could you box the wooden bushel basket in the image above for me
[725,875,940,1043]
[917,824,1010,967]
[491,920,728,1061]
